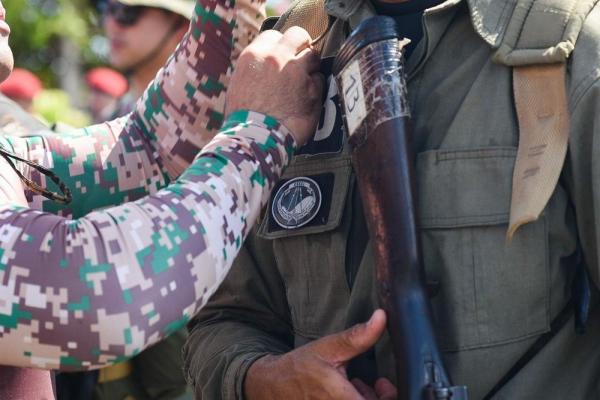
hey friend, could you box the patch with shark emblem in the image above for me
[271,174,333,230]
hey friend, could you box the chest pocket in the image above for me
[258,154,354,341]
[417,147,550,351]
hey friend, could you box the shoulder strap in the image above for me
[494,0,599,238]
[507,64,569,238]
[493,0,598,67]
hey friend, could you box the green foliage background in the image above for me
[5,0,103,87]
[4,0,103,126]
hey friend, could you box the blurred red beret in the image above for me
[0,68,43,100]
[86,67,128,98]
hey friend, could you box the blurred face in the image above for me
[103,2,180,70]
[0,1,14,83]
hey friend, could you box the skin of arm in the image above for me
[0,0,266,219]
[0,110,296,371]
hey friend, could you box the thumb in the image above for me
[310,309,387,365]
[375,378,398,400]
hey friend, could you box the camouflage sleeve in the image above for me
[0,111,296,371]
[0,0,265,219]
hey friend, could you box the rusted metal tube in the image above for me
[333,16,467,400]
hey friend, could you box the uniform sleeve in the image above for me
[568,80,600,288]
[565,6,600,289]
[183,232,295,400]
[0,111,296,371]
[0,0,266,219]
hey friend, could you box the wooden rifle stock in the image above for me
[333,16,468,400]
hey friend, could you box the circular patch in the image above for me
[272,177,322,229]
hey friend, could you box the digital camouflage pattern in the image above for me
[0,0,285,371]
[0,111,294,371]
[5,0,266,216]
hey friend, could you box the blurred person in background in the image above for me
[0,67,42,113]
[0,67,47,136]
[102,0,192,116]
[58,0,195,400]
[86,67,128,123]
[58,4,197,400]
[59,2,196,400]
[0,69,88,132]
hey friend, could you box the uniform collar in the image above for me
[325,0,517,49]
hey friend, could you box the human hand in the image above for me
[225,26,324,146]
[352,378,398,400]
[244,310,388,400]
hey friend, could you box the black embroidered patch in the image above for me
[268,173,335,232]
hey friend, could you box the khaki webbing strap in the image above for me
[508,63,569,239]
[276,0,329,52]
[97,361,132,383]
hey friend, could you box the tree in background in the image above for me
[3,0,292,127]
[5,0,105,126]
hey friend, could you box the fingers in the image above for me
[305,72,326,133]
[310,310,387,364]
[296,47,321,73]
[352,379,378,400]
[352,378,398,400]
[281,26,313,54]
[255,26,313,56]
[226,25,322,144]
[253,29,283,46]
[326,374,366,400]
[375,378,398,400]
[309,72,326,107]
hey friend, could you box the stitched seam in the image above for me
[493,0,516,41]
[435,154,516,162]
[284,156,351,177]
[441,326,550,352]
[423,212,509,220]
[571,69,600,111]
[514,0,536,50]
[428,147,517,161]
[515,3,574,50]
[511,0,534,51]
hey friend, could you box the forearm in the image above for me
[183,232,295,400]
[0,119,170,217]
[185,321,291,400]
[0,112,294,371]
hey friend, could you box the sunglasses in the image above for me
[0,145,72,205]
[100,1,147,27]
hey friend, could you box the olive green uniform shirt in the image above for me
[184,1,600,398]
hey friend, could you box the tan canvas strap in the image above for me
[275,0,330,52]
[491,0,598,66]
[508,63,569,239]
[97,360,133,383]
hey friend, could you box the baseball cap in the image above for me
[115,0,194,20]
[86,67,129,98]
[0,68,43,101]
